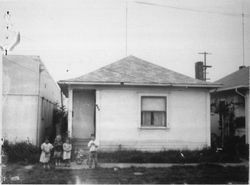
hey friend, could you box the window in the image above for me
[141,96,167,127]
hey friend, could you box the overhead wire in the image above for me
[135,1,250,17]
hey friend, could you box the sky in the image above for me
[0,0,250,82]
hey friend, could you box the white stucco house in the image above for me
[58,56,219,151]
[2,55,62,145]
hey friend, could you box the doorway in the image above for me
[73,90,95,139]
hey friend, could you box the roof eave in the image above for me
[210,85,249,93]
[58,81,221,88]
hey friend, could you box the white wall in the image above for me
[3,55,61,145]
[2,56,39,144]
[39,63,61,105]
[95,86,210,151]
[2,55,39,96]
[2,95,38,144]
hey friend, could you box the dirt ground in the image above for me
[2,163,248,184]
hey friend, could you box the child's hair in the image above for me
[55,135,62,141]
[44,136,49,142]
[65,137,71,143]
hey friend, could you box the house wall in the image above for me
[39,63,61,104]
[92,86,210,151]
[38,98,57,144]
[2,56,40,144]
[210,91,248,143]
[2,95,38,144]
[2,55,61,145]
[37,61,61,144]
[246,90,249,144]
[2,56,40,95]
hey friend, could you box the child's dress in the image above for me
[63,143,72,160]
[40,142,53,163]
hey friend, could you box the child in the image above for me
[40,137,53,169]
[63,138,72,167]
[53,135,63,166]
[87,134,98,169]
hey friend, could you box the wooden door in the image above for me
[73,90,95,139]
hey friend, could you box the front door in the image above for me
[73,90,95,139]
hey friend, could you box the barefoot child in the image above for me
[53,135,63,166]
[87,134,98,169]
[63,138,72,167]
[40,137,53,169]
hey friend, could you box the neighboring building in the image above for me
[210,66,249,144]
[58,56,219,151]
[2,55,61,145]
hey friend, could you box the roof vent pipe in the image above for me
[195,61,204,80]
[239,65,246,70]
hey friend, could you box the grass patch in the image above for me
[2,140,248,164]
[2,140,40,164]
[98,148,247,163]
[2,163,248,184]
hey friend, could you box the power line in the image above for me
[135,1,250,17]
[125,0,128,56]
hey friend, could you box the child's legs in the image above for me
[43,162,49,168]
[90,152,97,166]
[64,158,69,166]
[64,159,70,166]
[54,151,61,165]
[88,152,93,167]
[89,152,97,168]
[47,160,51,167]
[94,152,98,165]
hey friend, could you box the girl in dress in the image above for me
[53,135,63,166]
[40,137,53,169]
[63,138,72,167]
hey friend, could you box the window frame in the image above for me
[138,94,169,129]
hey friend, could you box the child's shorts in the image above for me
[54,151,62,158]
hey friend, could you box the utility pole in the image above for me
[241,12,245,66]
[198,51,212,81]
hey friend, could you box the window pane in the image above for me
[142,97,166,111]
[153,112,165,126]
[141,112,151,126]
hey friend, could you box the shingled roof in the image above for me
[59,56,219,91]
[215,66,249,91]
